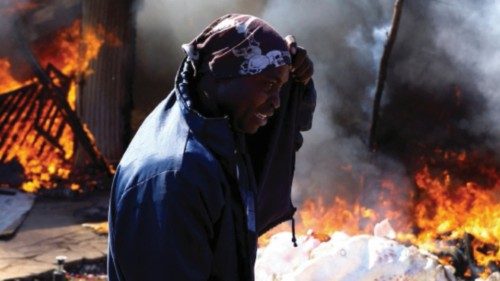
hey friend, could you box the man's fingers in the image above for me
[284,35,314,84]
[294,67,313,83]
[292,47,307,70]
[294,59,312,77]
[293,57,314,84]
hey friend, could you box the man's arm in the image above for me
[285,35,316,149]
[298,79,316,132]
[109,171,219,281]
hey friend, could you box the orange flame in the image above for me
[0,59,34,93]
[33,19,106,109]
[411,150,500,272]
[262,149,499,276]
[0,19,109,192]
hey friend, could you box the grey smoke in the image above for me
[263,0,499,205]
[0,0,31,81]
[0,0,82,82]
[429,1,500,153]
[261,0,401,205]
[134,0,500,226]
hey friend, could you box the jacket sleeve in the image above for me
[295,79,317,150]
[297,79,317,132]
[109,170,219,281]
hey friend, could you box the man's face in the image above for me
[216,65,290,134]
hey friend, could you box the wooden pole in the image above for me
[368,0,404,151]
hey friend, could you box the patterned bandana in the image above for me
[182,14,291,79]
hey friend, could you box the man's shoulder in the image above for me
[115,130,221,192]
[182,135,221,172]
[111,132,225,218]
[111,92,227,202]
[115,96,187,185]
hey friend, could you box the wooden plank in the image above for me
[0,87,40,162]
[0,89,37,157]
[17,87,40,147]
[0,94,17,119]
[0,92,24,132]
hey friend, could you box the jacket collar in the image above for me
[174,58,236,160]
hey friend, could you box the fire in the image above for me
[33,19,106,109]
[296,178,415,236]
[0,60,34,93]
[266,149,499,277]
[411,150,500,274]
[0,19,109,192]
[298,196,383,236]
[35,20,105,81]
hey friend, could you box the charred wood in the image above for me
[435,233,500,280]
[463,233,483,279]
[16,96,38,147]
[0,93,23,141]
[12,15,113,176]
[0,93,16,117]
[488,262,500,275]
[0,88,36,158]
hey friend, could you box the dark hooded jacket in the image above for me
[107,58,316,281]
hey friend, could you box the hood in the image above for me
[177,57,307,235]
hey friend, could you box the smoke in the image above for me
[134,1,500,220]
[261,0,499,206]
[0,0,82,82]
[261,0,407,206]
[0,0,31,81]
[428,1,500,153]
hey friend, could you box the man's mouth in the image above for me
[255,113,267,120]
[254,112,273,126]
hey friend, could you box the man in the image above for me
[108,14,315,280]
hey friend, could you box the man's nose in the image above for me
[269,90,280,109]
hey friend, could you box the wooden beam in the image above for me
[368,0,404,151]
[12,16,113,175]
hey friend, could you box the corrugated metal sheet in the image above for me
[80,0,134,163]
